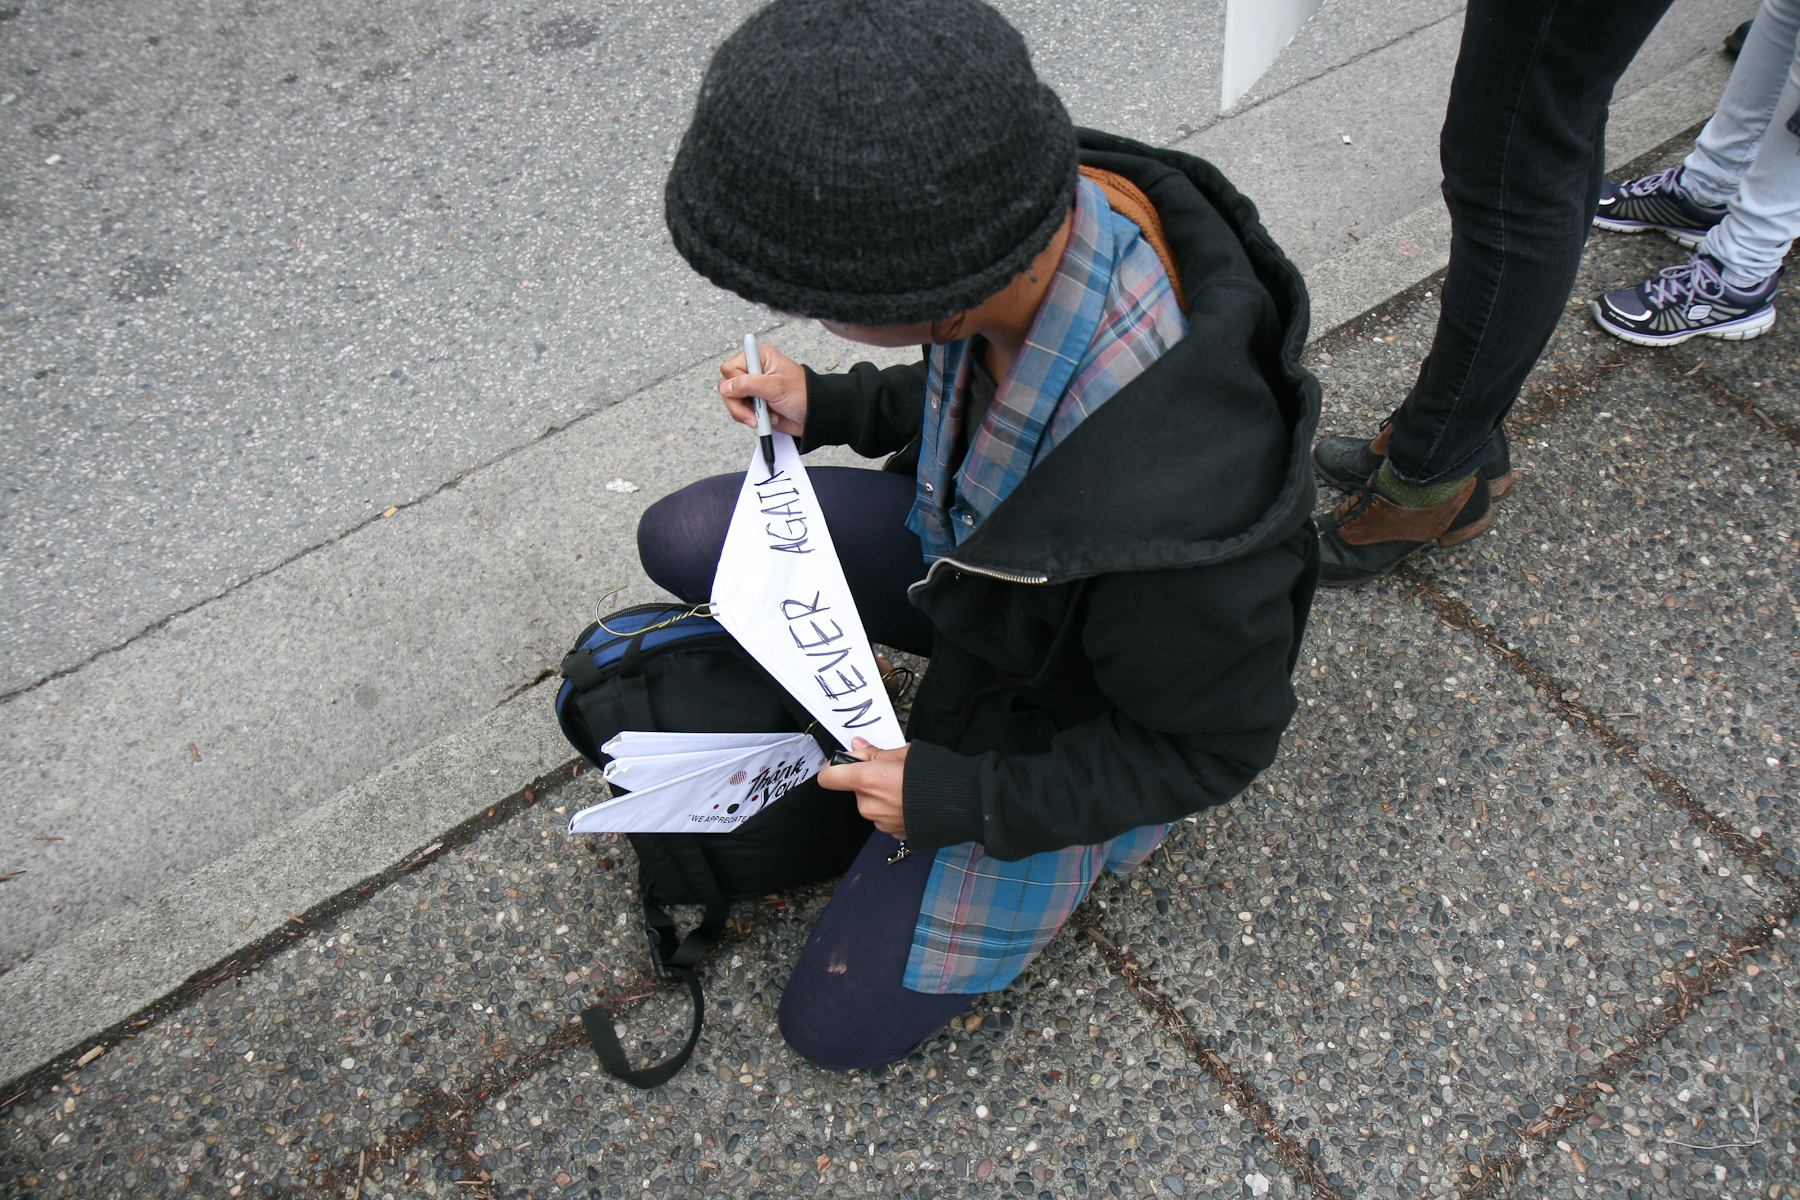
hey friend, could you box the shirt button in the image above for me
[960,512,974,525]
[923,481,934,494]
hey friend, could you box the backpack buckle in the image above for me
[644,920,683,983]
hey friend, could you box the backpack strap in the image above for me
[1077,165,1188,314]
[580,841,730,1089]
[611,630,658,732]
[581,968,704,1091]
[559,628,661,763]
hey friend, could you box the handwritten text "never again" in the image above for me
[757,470,813,555]
[781,593,881,729]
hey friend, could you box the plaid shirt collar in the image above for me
[906,175,1186,563]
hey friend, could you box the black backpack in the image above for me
[555,602,873,1087]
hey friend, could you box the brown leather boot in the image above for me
[1317,473,1494,587]
[1313,418,1515,499]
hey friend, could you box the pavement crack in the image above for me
[1505,344,1634,431]
[496,666,557,707]
[329,974,664,1193]
[1069,905,1346,1200]
[1656,348,1800,450]
[1458,895,1797,1199]
[0,763,582,1097]
[0,322,795,710]
[1396,565,1792,882]
[1393,565,1800,1197]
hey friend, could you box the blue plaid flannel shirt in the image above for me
[904,175,1188,995]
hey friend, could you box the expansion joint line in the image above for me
[1070,907,1346,1200]
[326,973,665,1195]
[1394,566,1800,1199]
[329,844,779,1194]
[0,766,580,1104]
[1655,350,1800,451]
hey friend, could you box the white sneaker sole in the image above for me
[1590,216,1709,250]
[1590,300,1776,346]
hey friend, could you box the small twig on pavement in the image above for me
[0,870,24,883]
[1657,1097,1764,1150]
[400,842,444,872]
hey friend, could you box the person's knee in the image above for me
[635,476,733,600]
[634,491,688,593]
[778,983,879,1073]
[777,972,968,1073]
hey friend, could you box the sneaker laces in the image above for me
[1619,166,1682,198]
[1643,254,1726,308]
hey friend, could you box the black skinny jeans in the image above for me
[1385,0,1676,484]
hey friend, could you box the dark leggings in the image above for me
[637,466,934,657]
[637,468,971,1070]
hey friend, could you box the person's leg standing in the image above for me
[1699,20,1800,288]
[1590,0,1800,250]
[1682,0,1800,216]
[1590,0,1800,346]
[1314,0,1675,587]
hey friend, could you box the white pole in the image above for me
[1221,0,1325,112]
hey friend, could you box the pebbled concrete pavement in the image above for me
[0,0,1758,970]
[2,127,1796,1200]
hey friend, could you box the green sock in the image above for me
[1374,460,1472,508]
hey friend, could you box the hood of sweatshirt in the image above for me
[917,128,1320,588]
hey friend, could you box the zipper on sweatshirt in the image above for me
[907,555,1050,601]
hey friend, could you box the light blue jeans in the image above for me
[1683,0,1800,287]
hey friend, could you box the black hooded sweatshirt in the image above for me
[797,131,1321,861]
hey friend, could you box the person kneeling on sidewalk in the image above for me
[1591,0,1800,345]
[638,0,1319,1072]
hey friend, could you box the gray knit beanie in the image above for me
[664,0,1078,325]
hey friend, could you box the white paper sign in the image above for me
[602,734,819,792]
[567,737,829,834]
[709,435,905,749]
[601,730,796,760]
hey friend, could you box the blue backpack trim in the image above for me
[554,605,723,740]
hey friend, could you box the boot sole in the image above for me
[1590,300,1776,346]
[1437,502,1495,548]
[1316,498,1496,589]
[1590,216,1712,249]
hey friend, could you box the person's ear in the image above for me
[928,311,967,343]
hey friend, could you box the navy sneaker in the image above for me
[1593,167,1728,248]
[1592,254,1779,346]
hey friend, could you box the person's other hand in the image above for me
[719,342,807,436]
[818,737,909,838]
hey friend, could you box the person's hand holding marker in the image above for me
[819,737,910,845]
[720,341,808,437]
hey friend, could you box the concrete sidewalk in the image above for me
[2,128,1796,1200]
[0,45,1746,1103]
[0,0,1757,979]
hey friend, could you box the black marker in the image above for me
[743,334,777,474]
